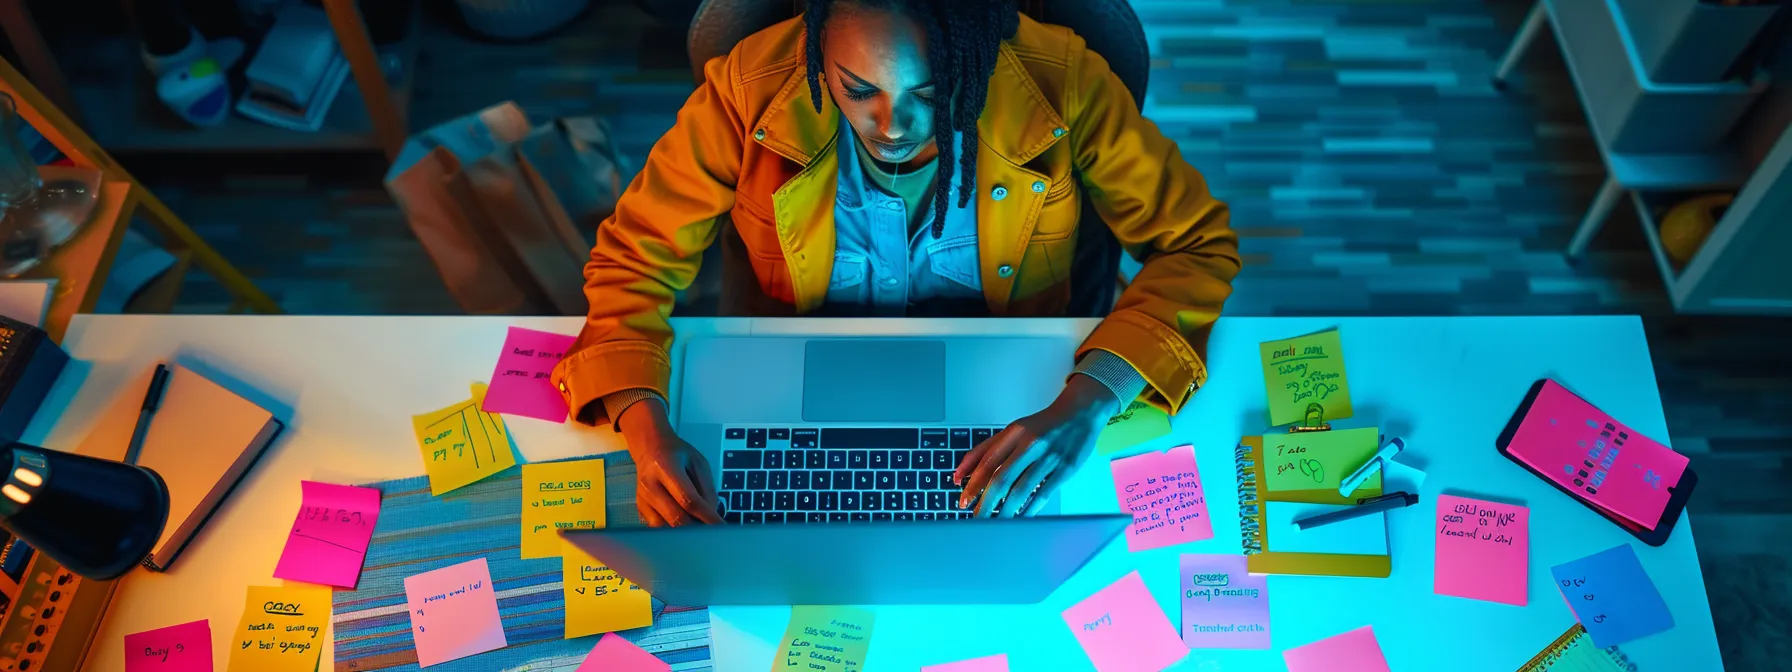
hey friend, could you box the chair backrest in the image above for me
[685,0,1149,107]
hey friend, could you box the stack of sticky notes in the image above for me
[1108,445,1212,552]
[1259,329,1352,427]
[1550,544,1675,647]
[1433,494,1530,606]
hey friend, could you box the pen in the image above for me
[1338,437,1405,497]
[1295,491,1419,530]
[122,364,172,465]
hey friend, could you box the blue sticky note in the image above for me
[1549,544,1674,647]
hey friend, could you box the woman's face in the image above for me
[822,5,939,166]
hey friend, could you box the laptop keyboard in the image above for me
[718,426,996,523]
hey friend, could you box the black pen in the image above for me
[122,364,172,465]
[1294,491,1419,530]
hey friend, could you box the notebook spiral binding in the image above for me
[1236,442,1262,555]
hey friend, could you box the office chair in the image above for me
[685,0,1148,317]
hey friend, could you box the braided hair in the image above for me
[804,0,1019,239]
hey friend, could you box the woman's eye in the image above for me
[844,88,878,101]
[914,91,936,106]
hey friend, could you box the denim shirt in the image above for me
[820,125,986,318]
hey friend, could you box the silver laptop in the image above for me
[563,335,1129,605]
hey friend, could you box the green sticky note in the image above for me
[1263,427,1381,493]
[776,605,875,671]
[1260,329,1354,427]
[1096,400,1173,455]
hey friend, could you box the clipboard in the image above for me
[1235,403,1393,577]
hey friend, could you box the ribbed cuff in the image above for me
[1071,350,1149,417]
[602,388,667,431]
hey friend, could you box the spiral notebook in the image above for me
[1516,623,1632,672]
[1236,433,1391,577]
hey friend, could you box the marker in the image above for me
[1338,437,1405,497]
[1295,491,1419,530]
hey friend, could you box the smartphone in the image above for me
[1495,379,1697,547]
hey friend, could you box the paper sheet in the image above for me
[413,384,518,496]
[521,459,607,559]
[0,279,54,327]
[123,619,212,672]
[774,605,876,671]
[1060,570,1188,672]
[576,633,670,672]
[1180,554,1269,649]
[921,653,1010,672]
[1507,380,1688,529]
[1550,545,1675,647]
[1096,400,1172,455]
[1263,427,1382,493]
[403,557,509,667]
[1259,329,1353,427]
[1435,495,1530,606]
[273,481,381,588]
[482,326,577,423]
[1265,503,1388,556]
[562,539,653,639]
[1283,626,1390,672]
[1109,445,1212,551]
[228,585,331,671]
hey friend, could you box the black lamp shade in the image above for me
[0,442,169,580]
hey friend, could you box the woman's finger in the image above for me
[638,485,670,527]
[955,431,1002,483]
[644,479,692,527]
[959,428,1023,508]
[1019,462,1068,516]
[976,440,1043,517]
[1002,456,1059,518]
[667,467,723,524]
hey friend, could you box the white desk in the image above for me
[38,315,1720,671]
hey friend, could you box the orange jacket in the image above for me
[552,14,1239,423]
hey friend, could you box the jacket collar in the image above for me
[756,40,1067,167]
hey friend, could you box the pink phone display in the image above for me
[1507,380,1687,529]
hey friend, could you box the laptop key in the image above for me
[833,470,853,489]
[747,428,766,448]
[797,491,816,511]
[763,450,783,469]
[890,450,910,469]
[747,472,768,490]
[775,492,795,511]
[753,491,773,511]
[897,472,917,490]
[784,450,804,467]
[722,450,759,469]
[730,491,752,512]
[854,471,875,489]
[921,429,948,448]
[769,428,790,440]
[884,492,904,510]
[912,450,932,470]
[811,471,831,489]
[895,512,914,521]
[723,511,743,523]
[790,471,809,490]
[851,512,870,522]
[827,450,848,469]
[842,492,860,510]
[785,514,806,524]
[949,428,971,449]
[792,428,819,448]
[875,472,895,489]
[805,450,827,469]
[933,450,953,468]
[722,470,746,490]
[849,450,869,469]
[829,512,848,522]
[937,471,956,489]
[928,492,948,510]
[820,491,838,510]
[726,428,746,440]
[744,512,763,523]
[765,512,785,523]
[919,472,938,490]
[954,450,971,469]
[906,492,926,511]
[869,450,888,469]
[916,512,935,520]
[873,513,893,521]
[862,494,882,511]
[807,512,826,522]
[769,471,788,490]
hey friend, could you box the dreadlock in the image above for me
[804,0,1019,239]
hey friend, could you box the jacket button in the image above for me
[991,186,1008,201]
[558,382,567,393]
[1052,127,1066,137]
[753,128,766,141]
[1031,181,1045,193]
[997,264,1014,278]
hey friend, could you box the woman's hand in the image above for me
[953,375,1120,517]
[616,401,723,527]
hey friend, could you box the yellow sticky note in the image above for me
[1095,400,1173,455]
[1260,329,1354,427]
[1263,427,1381,493]
[413,384,518,496]
[521,459,607,559]
[775,605,875,671]
[228,584,331,671]
[562,539,653,639]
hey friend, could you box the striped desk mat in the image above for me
[331,452,714,671]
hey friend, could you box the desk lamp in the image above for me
[0,441,169,580]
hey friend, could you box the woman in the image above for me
[550,0,1238,526]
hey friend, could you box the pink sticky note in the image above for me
[273,481,381,588]
[921,653,1009,672]
[1180,554,1269,649]
[1283,626,1391,672]
[576,633,669,672]
[483,326,577,423]
[1060,571,1188,672]
[123,619,213,672]
[403,557,508,667]
[1434,495,1530,605]
[1506,380,1687,528]
[1110,445,1213,552]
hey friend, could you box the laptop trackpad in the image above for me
[803,340,945,423]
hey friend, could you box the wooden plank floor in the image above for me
[139,1,1790,667]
